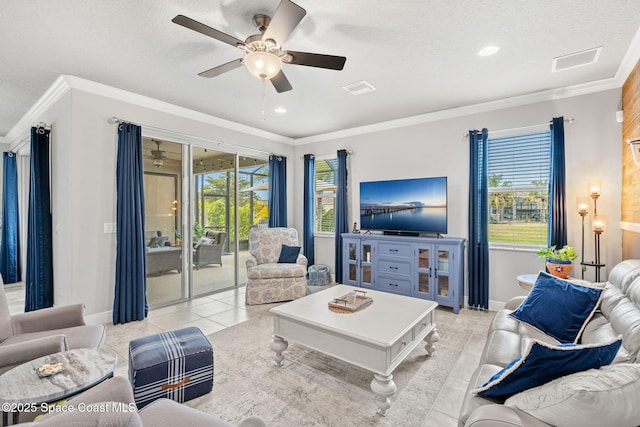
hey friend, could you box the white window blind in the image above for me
[487,131,551,245]
[314,158,338,233]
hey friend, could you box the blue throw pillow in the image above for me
[278,245,301,263]
[473,337,622,399]
[509,272,603,343]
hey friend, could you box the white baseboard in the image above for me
[85,311,113,326]
[488,299,506,311]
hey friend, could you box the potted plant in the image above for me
[536,245,578,279]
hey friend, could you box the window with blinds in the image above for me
[487,131,551,246]
[315,158,338,233]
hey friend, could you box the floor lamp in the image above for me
[576,197,589,279]
[579,179,606,282]
[592,215,606,282]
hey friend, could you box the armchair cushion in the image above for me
[473,337,621,399]
[195,237,213,248]
[509,272,603,343]
[277,245,301,263]
[247,263,307,279]
[27,376,267,427]
[148,236,169,248]
[30,403,143,426]
[505,363,640,427]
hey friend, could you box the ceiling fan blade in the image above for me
[172,15,244,49]
[285,51,346,70]
[262,0,306,47]
[270,70,293,93]
[198,58,244,78]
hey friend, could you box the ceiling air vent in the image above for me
[343,80,376,96]
[552,46,602,72]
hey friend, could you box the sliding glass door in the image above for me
[191,149,269,296]
[192,147,236,295]
[142,137,269,306]
[143,138,184,306]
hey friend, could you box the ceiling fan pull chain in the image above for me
[261,78,267,121]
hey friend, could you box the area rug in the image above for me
[186,309,486,427]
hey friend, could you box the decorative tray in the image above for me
[328,290,373,312]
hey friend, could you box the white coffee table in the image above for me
[270,284,439,416]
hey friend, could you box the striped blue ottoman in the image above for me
[128,327,213,409]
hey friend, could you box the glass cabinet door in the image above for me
[344,240,360,286]
[436,249,451,298]
[415,246,433,297]
[342,239,374,287]
[361,243,373,287]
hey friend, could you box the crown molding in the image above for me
[5,75,71,148]
[5,57,636,149]
[616,26,640,84]
[4,75,293,147]
[294,77,622,145]
[63,75,293,144]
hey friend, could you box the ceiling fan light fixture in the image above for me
[153,158,164,168]
[244,51,282,79]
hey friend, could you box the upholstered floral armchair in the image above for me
[245,227,308,305]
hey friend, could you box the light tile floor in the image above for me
[5,284,493,426]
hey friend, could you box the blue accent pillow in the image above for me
[473,337,622,399]
[509,272,603,343]
[278,245,301,263]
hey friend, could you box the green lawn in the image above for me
[489,222,547,245]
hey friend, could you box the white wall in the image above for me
[292,89,623,308]
[19,84,294,323]
[9,76,623,318]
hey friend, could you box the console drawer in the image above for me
[377,243,411,259]
[377,260,411,276]
[377,275,411,295]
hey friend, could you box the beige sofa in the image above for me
[459,259,640,427]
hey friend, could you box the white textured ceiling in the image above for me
[1,0,640,140]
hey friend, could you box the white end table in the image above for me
[517,274,538,291]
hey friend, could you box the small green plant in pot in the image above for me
[536,245,578,279]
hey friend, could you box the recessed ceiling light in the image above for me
[478,45,501,56]
[274,107,287,114]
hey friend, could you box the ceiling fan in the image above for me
[172,0,347,93]
[149,140,166,168]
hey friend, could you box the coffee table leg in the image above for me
[270,335,288,367]
[424,327,440,356]
[370,373,397,416]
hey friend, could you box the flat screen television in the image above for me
[359,176,447,235]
